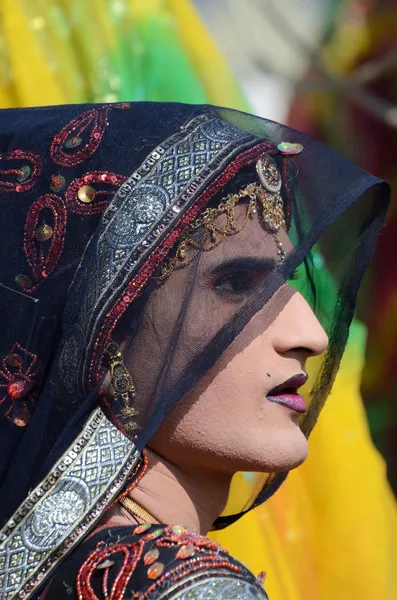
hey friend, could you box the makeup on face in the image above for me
[266,373,308,413]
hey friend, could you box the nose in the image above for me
[270,291,329,358]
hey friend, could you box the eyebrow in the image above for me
[208,256,278,277]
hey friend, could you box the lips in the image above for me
[266,373,307,413]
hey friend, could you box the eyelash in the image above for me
[212,270,267,300]
[212,265,302,301]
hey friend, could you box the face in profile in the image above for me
[120,201,328,476]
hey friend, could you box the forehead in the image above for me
[198,204,293,272]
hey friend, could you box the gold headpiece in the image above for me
[160,155,286,282]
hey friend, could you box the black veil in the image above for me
[0,102,388,540]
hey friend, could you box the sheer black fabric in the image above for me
[0,102,389,531]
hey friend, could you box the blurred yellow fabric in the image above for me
[213,324,397,600]
[0,1,396,598]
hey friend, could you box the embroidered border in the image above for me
[159,574,268,600]
[0,409,139,600]
[56,113,272,398]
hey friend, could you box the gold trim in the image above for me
[119,497,160,525]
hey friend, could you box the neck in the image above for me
[125,450,231,534]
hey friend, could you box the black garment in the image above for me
[0,102,389,600]
[46,524,269,600]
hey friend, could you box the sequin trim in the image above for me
[66,171,128,215]
[0,150,42,193]
[22,194,67,292]
[0,408,139,600]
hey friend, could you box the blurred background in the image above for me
[0,1,396,598]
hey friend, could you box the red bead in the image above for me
[7,379,30,399]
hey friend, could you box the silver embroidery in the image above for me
[161,577,268,600]
[0,409,139,600]
[106,183,169,250]
[33,490,84,534]
[200,120,245,143]
[97,117,234,291]
[20,476,90,553]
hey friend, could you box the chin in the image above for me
[231,425,309,474]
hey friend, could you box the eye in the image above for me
[213,270,262,298]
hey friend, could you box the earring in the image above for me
[106,341,140,433]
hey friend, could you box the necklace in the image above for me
[119,496,160,525]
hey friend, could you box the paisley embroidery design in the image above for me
[14,104,131,294]
[76,525,246,600]
[0,150,42,194]
[66,172,128,215]
[23,194,68,291]
[50,106,111,168]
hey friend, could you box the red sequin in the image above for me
[50,106,111,168]
[0,150,42,193]
[23,194,67,292]
[7,379,30,399]
[76,539,145,600]
[66,171,127,215]
[0,343,40,423]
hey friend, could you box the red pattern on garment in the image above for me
[66,172,128,215]
[0,343,40,424]
[50,104,130,168]
[16,105,131,293]
[23,194,68,292]
[50,107,111,168]
[76,526,241,600]
[0,150,42,193]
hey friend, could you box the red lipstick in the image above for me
[266,373,307,413]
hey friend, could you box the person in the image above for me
[0,102,388,600]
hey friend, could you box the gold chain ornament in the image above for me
[160,155,287,283]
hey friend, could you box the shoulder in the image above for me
[45,524,269,600]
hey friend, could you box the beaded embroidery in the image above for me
[22,194,68,292]
[0,150,42,193]
[0,343,40,426]
[15,104,131,293]
[50,106,112,168]
[0,408,140,600]
[76,526,243,600]
[66,172,128,215]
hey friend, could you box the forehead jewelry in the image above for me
[160,154,286,282]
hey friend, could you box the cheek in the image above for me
[149,339,270,459]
